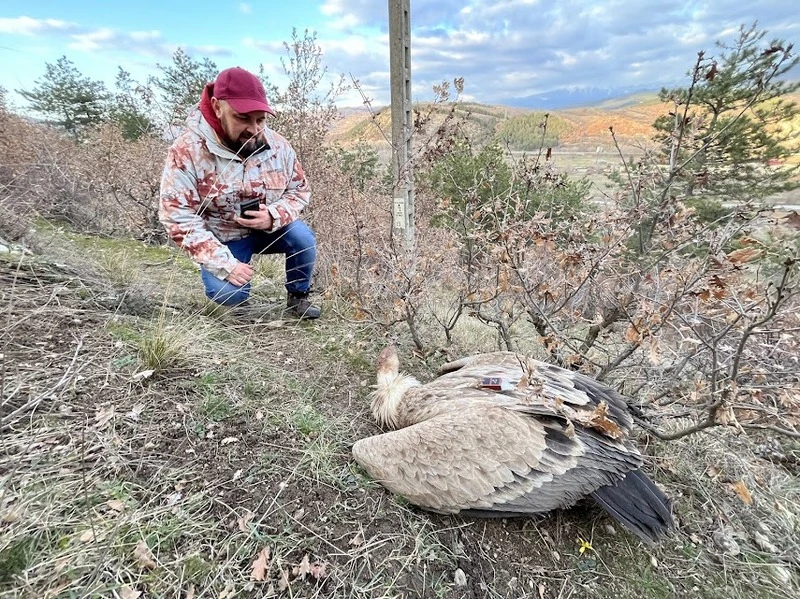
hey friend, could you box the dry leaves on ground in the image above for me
[250,546,271,581]
[133,540,157,570]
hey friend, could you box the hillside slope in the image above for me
[329,92,800,153]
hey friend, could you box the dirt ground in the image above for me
[1,227,798,598]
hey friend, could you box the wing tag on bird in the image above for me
[480,377,516,391]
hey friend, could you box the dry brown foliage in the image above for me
[0,102,167,243]
[311,71,800,444]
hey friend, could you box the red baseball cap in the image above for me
[213,67,275,116]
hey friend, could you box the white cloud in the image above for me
[2,1,796,110]
[129,30,162,42]
[67,28,118,52]
[0,16,79,35]
[312,0,797,106]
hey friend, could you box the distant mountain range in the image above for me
[330,90,668,150]
[502,87,662,110]
[331,90,800,154]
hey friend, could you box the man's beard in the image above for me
[225,136,269,157]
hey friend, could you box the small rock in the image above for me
[454,568,467,587]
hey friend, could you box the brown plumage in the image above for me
[352,346,674,544]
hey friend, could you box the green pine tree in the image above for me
[149,48,218,124]
[17,56,109,135]
[654,24,799,207]
[109,67,156,140]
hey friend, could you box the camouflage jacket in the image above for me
[159,109,311,279]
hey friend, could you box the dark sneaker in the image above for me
[286,292,321,320]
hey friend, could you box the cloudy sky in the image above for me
[0,0,797,111]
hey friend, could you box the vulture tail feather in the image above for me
[591,470,673,544]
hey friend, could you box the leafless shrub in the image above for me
[0,102,167,242]
[319,31,800,441]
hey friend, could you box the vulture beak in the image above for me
[376,344,400,379]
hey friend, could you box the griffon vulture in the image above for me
[352,346,674,543]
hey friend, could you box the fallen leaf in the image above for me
[94,406,116,429]
[538,583,546,599]
[232,469,243,482]
[185,584,196,599]
[131,369,155,382]
[293,554,312,580]
[220,437,238,446]
[250,546,270,581]
[309,562,328,580]
[348,532,364,547]
[647,340,662,365]
[118,585,141,599]
[727,248,762,264]
[238,511,254,533]
[79,529,95,543]
[134,540,157,570]
[218,583,235,599]
[106,500,126,512]
[731,481,753,505]
[782,210,800,229]
[753,531,778,553]
[624,325,641,344]
[54,556,70,575]
[454,568,467,586]
[125,404,145,421]
[585,401,623,439]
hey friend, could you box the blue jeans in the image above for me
[201,220,317,307]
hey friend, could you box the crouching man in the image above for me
[159,66,320,319]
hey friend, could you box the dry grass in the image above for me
[1,226,798,599]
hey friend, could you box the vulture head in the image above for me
[369,344,421,430]
[353,345,674,544]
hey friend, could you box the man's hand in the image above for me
[236,204,274,230]
[225,262,254,287]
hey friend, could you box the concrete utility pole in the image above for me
[388,0,415,247]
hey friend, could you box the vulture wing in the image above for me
[435,352,633,435]
[352,402,641,515]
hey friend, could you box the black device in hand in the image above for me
[239,199,261,219]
